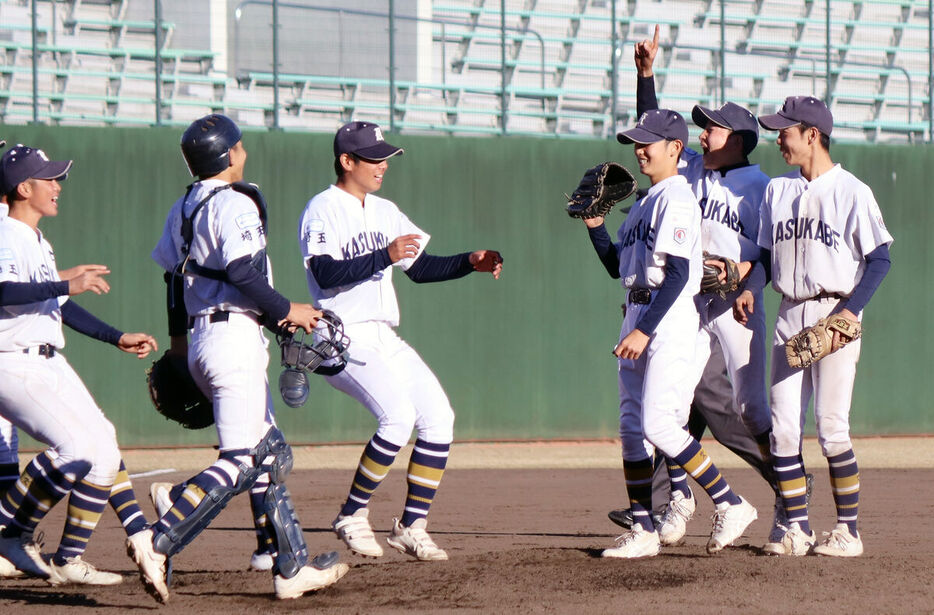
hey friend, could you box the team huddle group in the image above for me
[0,25,891,604]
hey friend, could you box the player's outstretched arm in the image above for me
[117,333,158,359]
[634,24,659,77]
[468,250,504,279]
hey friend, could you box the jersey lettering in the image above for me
[340,231,390,259]
[773,217,840,251]
[620,218,656,250]
[702,199,744,235]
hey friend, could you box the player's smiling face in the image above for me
[25,178,61,217]
[342,155,388,196]
[634,139,680,184]
[776,125,809,166]
[699,124,738,169]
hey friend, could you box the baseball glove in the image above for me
[566,161,638,219]
[701,253,741,298]
[146,351,214,429]
[785,314,862,369]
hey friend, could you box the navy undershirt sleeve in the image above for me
[61,300,123,346]
[225,255,291,322]
[405,252,475,283]
[636,75,660,116]
[307,249,392,290]
[0,280,70,306]
[635,256,689,335]
[743,249,772,295]
[587,224,621,279]
[844,244,891,314]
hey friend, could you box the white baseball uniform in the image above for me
[298,184,454,447]
[152,179,276,450]
[617,175,703,460]
[0,202,17,468]
[0,216,120,485]
[758,164,893,457]
[679,150,772,437]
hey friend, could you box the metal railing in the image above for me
[5,0,934,142]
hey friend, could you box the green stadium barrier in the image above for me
[0,123,923,446]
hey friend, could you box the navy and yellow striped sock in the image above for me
[0,452,89,536]
[672,439,741,506]
[623,456,655,531]
[400,440,450,527]
[54,479,110,564]
[108,461,149,537]
[154,449,249,536]
[249,472,275,555]
[774,453,810,533]
[0,461,19,496]
[665,458,691,498]
[827,449,859,536]
[340,434,401,517]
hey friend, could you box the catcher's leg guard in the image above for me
[264,483,309,578]
[254,427,309,578]
[152,453,261,558]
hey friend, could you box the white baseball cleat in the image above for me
[126,529,170,604]
[780,522,816,556]
[386,518,448,561]
[0,552,24,578]
[274,559,349,600]
[149,482,174,518]
[706,496,757,554]
[0,531,51,578]
[657,489,696,546]
[813,523,863,557]
[601,525,661,559]
[250,549,275,571]
[48,556,123,586]
[762,496,790,555]
[332,508,383,557]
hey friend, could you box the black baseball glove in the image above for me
[146,351,214,429]
[566,162,638,219]
[700,253,741,298]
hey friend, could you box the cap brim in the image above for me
[617,127,665,145]
[692,105,729,130]
[32,160,73,181]
[758,113,799,131]
[354,142,404,161]
[0,140,6,149]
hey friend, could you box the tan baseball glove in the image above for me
[785,314,862,369]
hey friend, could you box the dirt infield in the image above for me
[2,440,934,613]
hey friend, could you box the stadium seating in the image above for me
[0,0,932,142]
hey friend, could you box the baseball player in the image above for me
[0,144,159,585]
[736,97,892,556]
[139,114,348,603]
[299,121,503,561]
[586,109,757,558]
[0,137,22,580]
[613,26,777,547]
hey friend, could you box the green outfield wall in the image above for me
[0,123,925,446]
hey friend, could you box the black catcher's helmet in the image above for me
[180,114,242,178]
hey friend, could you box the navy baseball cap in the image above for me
[617,109,689,145]
[692,102,759,154]
[758,96,834,136]
[334,121,404,161]
[0,145,73,194]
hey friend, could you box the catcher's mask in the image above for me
[276,310,350,408]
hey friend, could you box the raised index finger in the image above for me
[652,24,659,48]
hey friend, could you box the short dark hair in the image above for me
[799,124,831,152]
[334,152,363,178]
